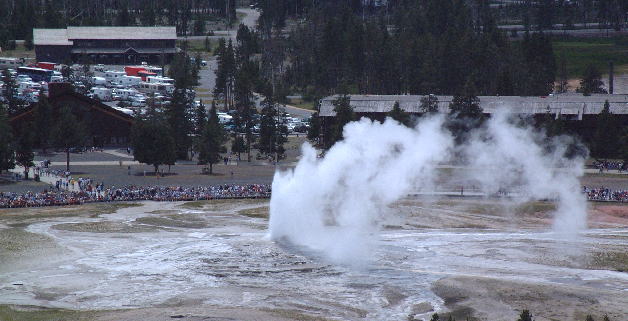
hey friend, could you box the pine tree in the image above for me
[193,19,205,36]
[33,91,53,153]
[169,52,194,89]
[131,114,176,175]
[213,38,227,101]
[198,103,226,174]
[204,37,211,52]
[1,69,21,114]
[448,82,484,145]
[258,89,286,157]
[557,52,569,93]
[430,313,440,321]
[231,135,246,160]
[536,0,556,30]
[387,101,410,126]
[166,87,193,160]
[420,94,439,114]
[42,0,62,28]
[15,123,35,179]
[592,100,620,158]
[578,64,607,95]
[0,104,15,173]
[51,107,88,172]
[543,108,565,137]
[116,2,132,26]
[233,60,256,161]
[214,39,236,110]
[195,100,208,137]
[24,34,34,51]
[192,52,202,86]
[259,93,278,155]
[307,112,321,142]
[586,315,595,321]
[330,95,355,146]
[521,33,557,96]
[141,5,156,26]
[517,309,533,321]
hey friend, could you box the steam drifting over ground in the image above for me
[269,113,588,263]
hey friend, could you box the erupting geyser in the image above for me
[269,113,587,263]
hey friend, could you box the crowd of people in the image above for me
[593,160,626,172]
[583,186,628,202]
[0,184,271,208]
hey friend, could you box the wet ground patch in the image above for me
[0,229,60,271]
[178,199,266,211]
[0,202,143,226]
[237,206,269,218]
[135,214,208,229]
[589,251,628,272]
[263,308,344,321]
[431,276,623,321]
[51,221,160,233]
[0,305,91,321]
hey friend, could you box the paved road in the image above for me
[195,9,260,101]
[280,104,315,118]
[179,8,260,42]
[508,28,628,38]
[191,8,313,119]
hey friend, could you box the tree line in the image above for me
[131,25,286,174]
[0,91,88,176]
[257,0,628,33]
[258,0,557,102]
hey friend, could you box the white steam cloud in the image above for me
[269,112,587,263]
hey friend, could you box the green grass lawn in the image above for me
[553,37,628,77]
[177,39,216,54]
[0,43,36,59]
[287,100,316,111]
[0,305,90,321]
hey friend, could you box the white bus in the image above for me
[138,82,174,95]
[120,75,142,87]
[90,87,113,101]
[0,57,23,69]
[104,70,126,84]
[146,76,174,84]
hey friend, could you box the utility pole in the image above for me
[275,101,279,165]
[226,0,230,27]
[609,61,614,94]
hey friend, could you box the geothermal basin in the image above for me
[0,198,626,321]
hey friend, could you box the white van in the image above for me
[18,81,41,93]
[0,57,23,69]
[139,82,174,95]
[90,87,112,101]
[114,88,139,101]
[120,75,142,87]
[146,76,174,84]
[104,70,126,84]
[91,76,107,86]
[50,75,64,83]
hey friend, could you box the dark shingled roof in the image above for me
[319,94,628,117]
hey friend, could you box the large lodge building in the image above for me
[33,26,178,65]
[319,94,628,145]
[10,83,135,147]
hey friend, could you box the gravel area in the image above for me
[44,162,282,187]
